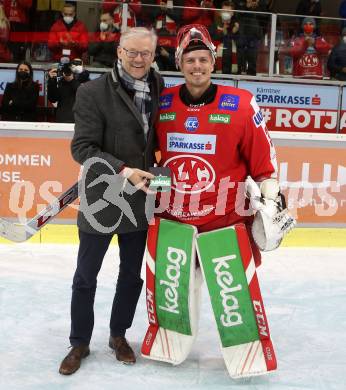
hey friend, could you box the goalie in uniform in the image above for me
[155,24,293,262]
[142,24,295,377]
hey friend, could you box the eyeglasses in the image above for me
[121,47,152,59]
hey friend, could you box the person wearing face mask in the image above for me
[47,58,90,122]
[1,61,39,121]
[48,3,88,61]
[280,17,330,79]
[209,0,239,74]
[327,28,346,81]
[89,12,119,68]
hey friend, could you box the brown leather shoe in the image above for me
[59,345,90,375]
[109,336,136,364]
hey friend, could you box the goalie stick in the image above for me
[0,181,79,242]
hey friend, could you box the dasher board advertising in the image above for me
[238,81,339,133]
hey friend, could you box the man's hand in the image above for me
[122,167,155,193]
[48,68,58,78]
[159,47,170,58]
[305,37,315,47]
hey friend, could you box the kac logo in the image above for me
[163,154,216,194]
[218,94,240,111]
[299,53,319,68]
[159,94,173,109]
[184,116,199,132]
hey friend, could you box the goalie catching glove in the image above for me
[245,176,296,251]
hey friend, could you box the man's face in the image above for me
[100,13,113,26]
[180,50,214,91]
[62,6,75,18]
[117,36,155,79]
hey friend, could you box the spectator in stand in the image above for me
[1,61,39,121]
[47,58,90,122]
[0,4,11,62]
[327,27,346,81]
[236,0,266,75]
[152,0,183,71]
[48,3,88,61]
[183,0,215,28]
[339,1,346,29]
[209,0,239,74]
[102,0,141,30]
[281,17,330,79]
[3,0,32,61]
[89,12,118,68]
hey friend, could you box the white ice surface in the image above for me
[1,244,346,390]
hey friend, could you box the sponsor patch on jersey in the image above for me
[208,113,230,124]
[218,94,240,111]
[159,94,173,109]
[184,117,199,132]
[163,154,216,194]
[159,112,176,122]
[253,110,264,128]
[167,133,216,155]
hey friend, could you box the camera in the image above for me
[57,56,72,83]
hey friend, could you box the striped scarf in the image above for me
[115,60,151,138]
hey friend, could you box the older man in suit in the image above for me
[59,27,164,375]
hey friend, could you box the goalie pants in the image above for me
[69,229,147,347]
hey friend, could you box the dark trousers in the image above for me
[69,229,147,346]
[237,36,259,76]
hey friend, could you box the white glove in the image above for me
[245,176,296,251]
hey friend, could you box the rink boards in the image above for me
[1,122,346,244]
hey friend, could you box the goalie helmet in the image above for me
[175,24,216,68]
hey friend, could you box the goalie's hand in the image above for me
[245,176,296,251]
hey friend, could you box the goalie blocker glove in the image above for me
[245,176,296,251]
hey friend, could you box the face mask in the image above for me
[221,12,231,22]
[100,22,109,32]
[303,24,314,34]
[63,16,74,24]
[71,65,83,74]
[17,71,30,80]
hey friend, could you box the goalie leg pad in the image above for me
[141,217,200,365]
[196,224,277,378]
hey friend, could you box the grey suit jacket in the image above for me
[71,68,164,235]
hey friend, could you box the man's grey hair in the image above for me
[120,27,158,50]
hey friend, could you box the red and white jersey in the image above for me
[156,84,277,227]
[289,35,331,79]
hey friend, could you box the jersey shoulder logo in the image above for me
[218,94,240,111]
[160,94,173,109]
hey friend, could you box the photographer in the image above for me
[47,58,90,123]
